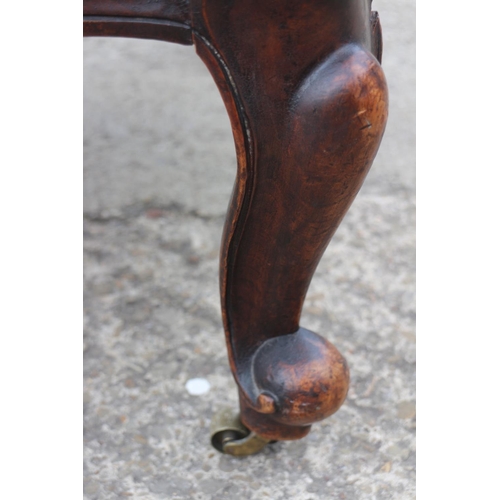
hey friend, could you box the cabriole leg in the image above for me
[193,0,388,446]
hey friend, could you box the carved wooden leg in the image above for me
[192,0,388,441]
[84,0,388,447]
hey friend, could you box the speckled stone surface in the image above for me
[83,1,415,497]
[83,185,415,499]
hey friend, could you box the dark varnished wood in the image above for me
[84,0,192,43]
[84,0,388,442]
[84,0,191,24]
[83,16,192,45]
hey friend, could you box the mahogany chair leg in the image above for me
[84,0,388,448]
[192,0,388,442]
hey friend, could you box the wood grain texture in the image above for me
[192,0,388,440]
[83,0,388,442]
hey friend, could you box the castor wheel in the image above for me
[210,407,272,456]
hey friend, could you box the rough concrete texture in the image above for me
[83,1,415,498]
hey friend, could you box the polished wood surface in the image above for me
[84,0,388,442]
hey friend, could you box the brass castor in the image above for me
[210,407,272,456]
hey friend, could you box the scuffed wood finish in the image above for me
[192,0,388,441]
[84,0,388,442]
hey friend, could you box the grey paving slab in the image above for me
[83,186,415,500]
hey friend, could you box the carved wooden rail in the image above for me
[84,0,388,452]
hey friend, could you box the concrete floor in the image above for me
[83,1,415,498]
